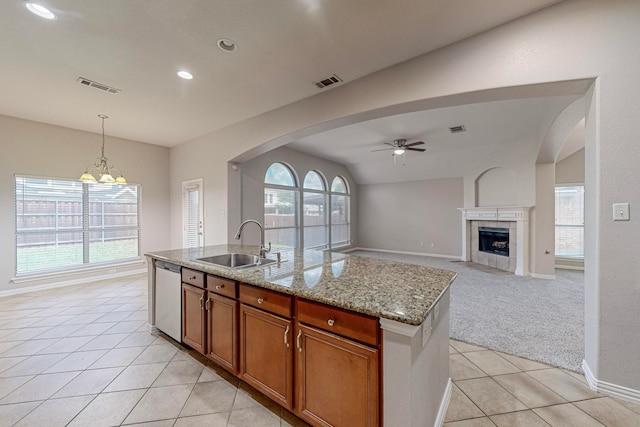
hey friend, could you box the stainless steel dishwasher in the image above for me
[154,260,182,342]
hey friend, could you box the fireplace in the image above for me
[478,227,509,257]
[459,207,531,276]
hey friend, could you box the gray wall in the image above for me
[556,148,585,184]
[0,114,171,292]
[234,146,357,247]
[168,1,640,393]
[358,178,463,257]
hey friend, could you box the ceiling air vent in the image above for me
[449,125,466,134]
[314,74,342,89]
[77,77,121,94]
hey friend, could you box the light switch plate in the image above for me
[613,203,630,221]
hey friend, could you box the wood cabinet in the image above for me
[182,282,206,354]
[239,284,293,410]
[295,300,380,427]
[182,273,239,376]
[178,270,381,426]
[206,291,238,374]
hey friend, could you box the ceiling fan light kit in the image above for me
[373,138,425,165]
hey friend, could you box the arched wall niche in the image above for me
[475,167,518,207]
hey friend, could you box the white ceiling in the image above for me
[288,95,582,184]
[0,0,563,147]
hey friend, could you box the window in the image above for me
[330,176,350,247]
[555,185,584,258]
[264,163,299,249]
[303,171,328,249]
[15,176,141,276]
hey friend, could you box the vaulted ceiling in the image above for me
[1,0,563,147]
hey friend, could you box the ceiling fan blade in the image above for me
[406,147,426,152]
[371,147,394,152]
[404,141,425,147]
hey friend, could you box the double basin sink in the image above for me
[195,253,277,270]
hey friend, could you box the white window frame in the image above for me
[14,174,141,277]
[264,163,299,249]
[329,176,351,248]
[555,183,584,259]
[302,171,329,250]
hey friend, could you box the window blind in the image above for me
[15,175,141,276]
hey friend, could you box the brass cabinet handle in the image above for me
[199,296,204,310]
[257,298,264,304]
[216,285,222,290]
[284,326,290,347]
[205,299,210,311]
[327,319,335,327]
[296,330,302,352]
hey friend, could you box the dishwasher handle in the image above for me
[156,261,181,274]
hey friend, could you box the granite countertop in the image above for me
[146,244,456,326]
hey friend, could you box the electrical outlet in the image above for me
[419,241,424,247]
[430,242,435,248]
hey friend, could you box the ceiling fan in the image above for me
[371,138,426,155]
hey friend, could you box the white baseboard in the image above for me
[583,360,640,404]
[435,378,453,427]
[555,264,585,271]
[348,247,461,260]
[530,272,557,279]
[1,268,147,298]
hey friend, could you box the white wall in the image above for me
[234,146,357,246]
[169,0,640,394]
[358,178,462,257]
[0,114,171,292]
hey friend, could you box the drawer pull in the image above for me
[284,325,290,347]
[189,276,197,280]
[199,296,204,310]
[257,298,264,304]
[296,330,302,352]
[216,285,222,290]
[327,319,335,327]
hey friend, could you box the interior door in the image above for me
[182,178,203,248]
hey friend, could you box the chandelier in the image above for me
[79,114,127,184]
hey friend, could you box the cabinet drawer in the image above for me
[182,268,205,288]
[240,284,292,318]
[297,299,379,347]
[208,275,237,298]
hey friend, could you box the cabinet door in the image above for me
[206,292,238,374]
[295,324,379,427]
[182,283,206,354]
[239,304,293,410]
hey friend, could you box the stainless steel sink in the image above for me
[195,253,277,270]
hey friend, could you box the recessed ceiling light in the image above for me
[217,38,238,52]
[177,70,193,80]
[25,2,56,19]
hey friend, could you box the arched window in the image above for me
[264,163,299,249]
[303,171,328,249]
[330,177,350,247]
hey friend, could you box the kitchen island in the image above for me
[146,245,456,427]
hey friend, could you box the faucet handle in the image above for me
[267,242,271,253]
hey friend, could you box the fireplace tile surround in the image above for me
[459,207,531,276]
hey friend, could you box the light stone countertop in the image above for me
[146,244,456,326]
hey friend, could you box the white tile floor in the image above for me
[1,274,639,426]
[0,275,308,427]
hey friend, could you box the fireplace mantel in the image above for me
[458,207,532,276]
